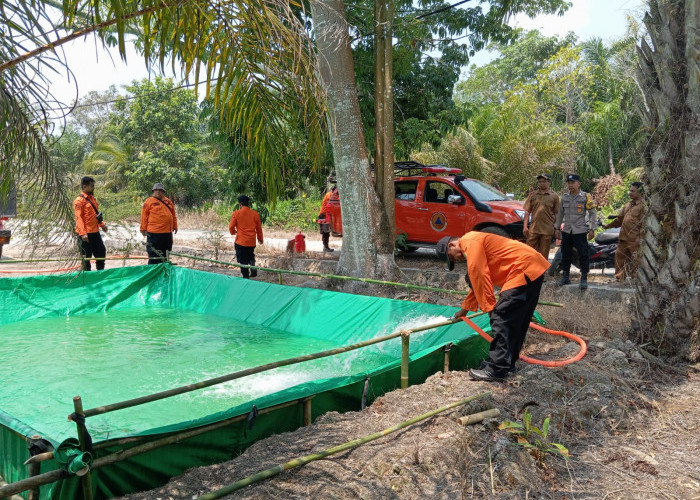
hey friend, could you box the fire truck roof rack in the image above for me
[370,161,460,176]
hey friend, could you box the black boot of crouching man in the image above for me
[579,273,588,290]
[468,366,506,383]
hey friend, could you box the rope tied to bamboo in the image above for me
[67,413,93,451]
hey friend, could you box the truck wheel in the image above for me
[479,226,510,238]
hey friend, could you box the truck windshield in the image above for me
[458,179,507,202]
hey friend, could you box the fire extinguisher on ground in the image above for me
[294,232,306,253]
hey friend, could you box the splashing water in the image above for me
[3,308,440,441]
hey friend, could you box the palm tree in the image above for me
[0,0,326,248]
[634,0,699,361]
[578,36,645,179]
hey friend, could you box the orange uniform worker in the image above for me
[229,195,263,278]
[317,185,337,252]
[73,176,108,271]
[140,183,178,265]
[437,231,549,382]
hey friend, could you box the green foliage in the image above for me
[264,195,322,231]
[412,127,496,183]
[107,78,225,207]
[500,409,570,464]
[455,30,578,112]
[350,1,569,160]
[394,231,410,255]
[91,188,143,223]
[449,28,645,195]
[49,127,87,177]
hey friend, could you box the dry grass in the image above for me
[538,282,633,340]
[176,207,228,230]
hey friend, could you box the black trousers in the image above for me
[319,219,331,249]
[486,274,544,377]
[146,232,173,265]
[78,232,106,271]
[235,243,256,278]
[560,231,590,275]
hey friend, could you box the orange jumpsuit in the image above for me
[229,206,263,278]
[73,192,107,270]
[318,190,334,247]
[140,196,178,265]
[229,206,263,247]
[457,231,550,377]
[140,196,178,234]
[459,232,550,313]
[73,193,105,236]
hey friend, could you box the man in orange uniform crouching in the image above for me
[140,183,178,265]
[436,231,550,382]
[229,195,264,278]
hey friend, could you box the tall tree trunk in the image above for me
[634,0,699,361]
[374,0,396,238]
[311,0,399,281]
[607,139,615,175]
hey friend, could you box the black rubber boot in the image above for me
[557,271,571,286]
[579,274,588,290]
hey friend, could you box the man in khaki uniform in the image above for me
[603,182,645,281]
[523,173,559,260]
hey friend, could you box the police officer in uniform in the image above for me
[554,174,597,289]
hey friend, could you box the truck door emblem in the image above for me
[430,212,447,231]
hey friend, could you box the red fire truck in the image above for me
[325,162,526,250]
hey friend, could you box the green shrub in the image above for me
[265,195,322,231]
[500,409,570,465]
[96,189,143,223]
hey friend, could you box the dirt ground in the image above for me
[3,232,699,499]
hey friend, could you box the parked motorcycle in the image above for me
[549,217,619,276]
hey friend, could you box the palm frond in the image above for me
[1,0,327,209]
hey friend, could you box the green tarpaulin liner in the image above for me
[0,264,491,499]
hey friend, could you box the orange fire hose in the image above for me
[461,315,587,367]
[0,266,82,274]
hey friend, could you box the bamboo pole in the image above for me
[400,332,410,389]
[443,343,453,373]
[0,256,148,264]
[195,391,492,500]
[0,399,304,498]
[457,408,500,426]
[2,314,491,497]
[81,316,479,418]
[71,397,94,500]
[27,435,43,500]
[0,473,30,500]
[170,252,564,308]
[24,451,53,466]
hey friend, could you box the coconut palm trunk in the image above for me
[311,0,399,282]
[634,0,700,361]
